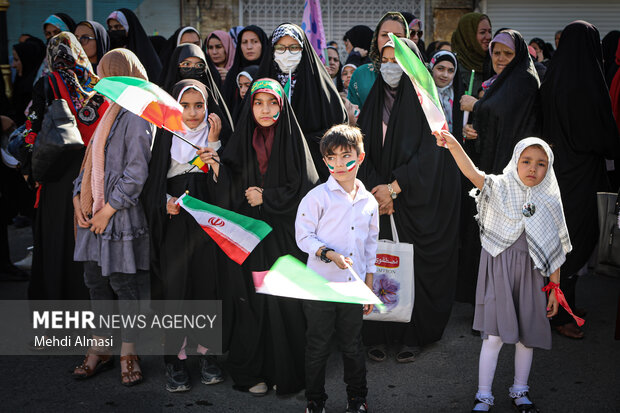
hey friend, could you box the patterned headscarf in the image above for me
[46,32,98,111]
[251,78,284,107]
[251,78,284,176]
[474,137,572,276]
[271,24,304,46]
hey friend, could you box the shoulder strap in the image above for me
[46,73,62,101]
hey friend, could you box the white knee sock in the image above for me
[510,341,534,405]
[475,335,504,408]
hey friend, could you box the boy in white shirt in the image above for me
[296,124,379,413]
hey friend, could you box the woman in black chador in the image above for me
[160,43,233,133]
[357,38,461,362]
[257,23,347,182]
[540,21,620,339]
[218,78,319,396]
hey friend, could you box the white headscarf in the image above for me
[430,50,457,132]
[176,27,200,46]
[170,85,210,164]
[474,137,572,276]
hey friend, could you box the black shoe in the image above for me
[511,392,539,413]
[199,355,224,385]
[471,398,492,412]
[165,360,191,392]
[346,397,368,413]
[305,400,325,413]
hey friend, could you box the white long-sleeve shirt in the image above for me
[295,176,379,282]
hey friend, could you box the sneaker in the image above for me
[346,397,368,413]
[305,400,325,413]
[165,360,191,392]
[199,355,224,385]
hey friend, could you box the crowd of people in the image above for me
[1,7,619,413]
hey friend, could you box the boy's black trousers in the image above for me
[303,300,368,403]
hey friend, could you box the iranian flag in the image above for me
[253,255,384,308]
[176,193,272,265]
[94,76,185,132]
[388,33,449,134]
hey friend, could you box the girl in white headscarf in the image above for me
[435,131,582,413]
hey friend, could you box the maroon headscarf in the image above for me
[250,78,284,176]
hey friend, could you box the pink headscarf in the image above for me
[207,30,236,70]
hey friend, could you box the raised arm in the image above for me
[434,130,485,190]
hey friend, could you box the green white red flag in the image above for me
[252,255,384,308]
[94,76,186,132]
[176,193,272,265]
[388,33,448,134]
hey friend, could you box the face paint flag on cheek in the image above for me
[327,163,335,173]
[346,160,356,172]
[273,111,280,121]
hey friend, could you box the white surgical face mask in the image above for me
[274,50,302,73]
[380,62,403,88]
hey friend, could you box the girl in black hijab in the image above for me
[74,21,110,73]
[357,38,461,362]
[257,23,347,182]
[161,44,233,136]
[106,8,163,81]
[222,26,269,114]
[142,79,229,391]
[218,78,319,396]
[540,21,620,339]
[11,38,46,125]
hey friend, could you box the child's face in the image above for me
[323,145,365,182]
[252,92,280,127]
[179,89,206,129]
[517,145,548,187]
[238,75,251,100]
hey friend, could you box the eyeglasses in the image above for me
[179,61,206,69]
[273,44,302,54]
[412,30,423,37]
[78,36,96,45]
[328,56,340,63]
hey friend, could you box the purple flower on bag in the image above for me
[373,275,400,309]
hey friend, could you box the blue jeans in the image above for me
[83,261,145,343]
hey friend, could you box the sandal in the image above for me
[367,345,387,362]
[73,349,114,379]
[120,354,143,387]
[396,346,420,363]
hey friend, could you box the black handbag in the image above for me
[31,76,85,182]
[595,190,620,278]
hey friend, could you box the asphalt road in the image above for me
[1,224,618,412]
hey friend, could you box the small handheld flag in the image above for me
[176,194,272,264]
[253,255,384,309]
